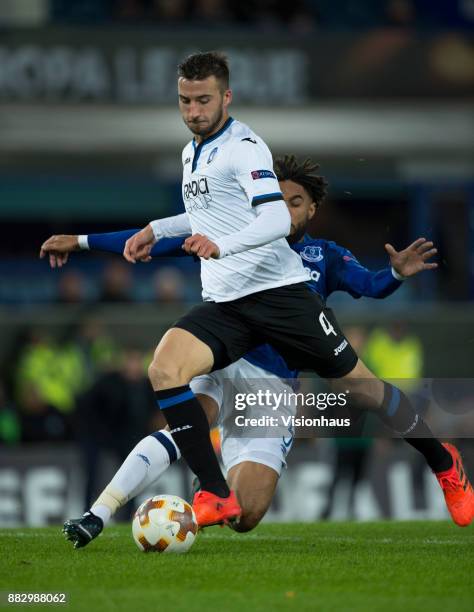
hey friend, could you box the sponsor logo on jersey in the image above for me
[304,266,320,282]
[251,169,276,180]
[241,137,257,144]
[334,339,348,356]
[183,177,213,212]
[184,157,191,165]
[207,147,218,164]
[343,255,356,262]
[183,177,210,199]
[300,245,324,263]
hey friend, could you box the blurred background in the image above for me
[0,0,473,526]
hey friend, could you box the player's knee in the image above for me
[232,504,268,533]
[233,513,261,533]
[147,358,187,390]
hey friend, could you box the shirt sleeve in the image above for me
[150,213,192,240]
[325,242,402,299]
[86,230,191,258]
[214,200,291,258]
[231,137,284,207]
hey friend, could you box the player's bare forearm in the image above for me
[385,237,438,278]
[39,234,80,268]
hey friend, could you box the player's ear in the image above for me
[307,202,316,220]
[223,88,232,107]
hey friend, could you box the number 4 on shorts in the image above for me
[319,311,337,336]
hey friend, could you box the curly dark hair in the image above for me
[178,51,230,90]
[274,155,328,207]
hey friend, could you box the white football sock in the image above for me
[91,430,180,526]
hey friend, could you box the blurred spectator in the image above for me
[99,260,133,303]
[384,0,416,27]
[15,329,88,415]
[363,321,424,388]
[74,347,162,514]
[50,0,474,28]
[57,270,88,304]
[72,316,118,375]
[115,0,149,20]
[51,0,113,23]
[19,381,73,443]
[152,266,186,304]
[150,0,189,23]
[190,0,232,25]
[0,381,21,445]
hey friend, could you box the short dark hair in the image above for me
[178,51,230,90]
[274,155,328,207]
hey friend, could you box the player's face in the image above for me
[178,76,232,141]
[280,180,316,244]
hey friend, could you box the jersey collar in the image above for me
[191,117,234,172]
[300,233,314,244]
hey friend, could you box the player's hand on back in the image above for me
[123,224,155,263]
[39,235,80,268]
[183,234,220,260]
[385,237,438,278]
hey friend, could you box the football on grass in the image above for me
[132,494,198,553]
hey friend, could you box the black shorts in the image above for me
[173,282,358,379]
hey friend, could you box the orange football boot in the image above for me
[435,443,474,527]
[192,490,241,528]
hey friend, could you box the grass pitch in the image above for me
[1,522,472,612]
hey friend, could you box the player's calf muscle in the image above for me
[227,462,278,531]
[331,358,384,410]
[148,328,214,389]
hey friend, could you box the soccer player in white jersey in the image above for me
[43,52,474,533]
[42,157,465,547]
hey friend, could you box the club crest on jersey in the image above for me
[300,245,324,263]
[207,147,218,164]
[251,169,276,180]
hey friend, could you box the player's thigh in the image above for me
[149,327,214,388]
[329,358,385,409]
[227,461,279,532]
[174,301,256,371]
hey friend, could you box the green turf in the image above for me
[1,522,473,612]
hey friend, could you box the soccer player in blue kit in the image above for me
[41,154,472,547]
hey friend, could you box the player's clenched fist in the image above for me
[183,234,220,260]
[40,234,80,268]
[123,225,156,263]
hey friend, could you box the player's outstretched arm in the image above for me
[385,237,437,278]
[326,237,438,300]
[40,230,191,268]
[40,234,81,268]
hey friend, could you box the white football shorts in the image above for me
[190,358,296,476]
